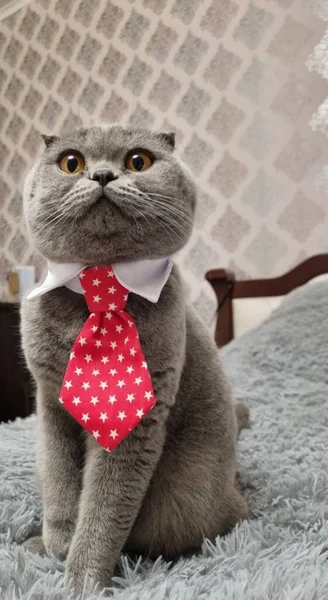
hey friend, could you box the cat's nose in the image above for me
[92,170,117,187]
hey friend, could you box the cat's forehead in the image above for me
[49,125,170,160]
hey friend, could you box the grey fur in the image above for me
[21,124,248,594]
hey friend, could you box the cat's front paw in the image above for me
[65,569,102,597]
[43,521,75,560]
[22,534,46,556]
[66,546,113,595]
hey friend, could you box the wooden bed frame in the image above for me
[206,254,328,348]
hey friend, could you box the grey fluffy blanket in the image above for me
[1,281,328,599]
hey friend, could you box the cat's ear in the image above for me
[158,132,175,150]
[41,134,59,148]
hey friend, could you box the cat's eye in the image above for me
[58,152,85,175]
[125,151,153,173]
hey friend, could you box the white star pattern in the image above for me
[60,266,156,452]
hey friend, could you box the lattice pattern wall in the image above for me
[0,0,327,317]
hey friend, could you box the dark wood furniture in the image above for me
[207,254,328,348]
[0,302,34,422]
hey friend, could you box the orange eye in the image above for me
[125,151,153,172]
[59,152,85,175]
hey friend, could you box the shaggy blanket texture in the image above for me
[1,281,328,599]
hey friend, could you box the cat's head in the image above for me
[23,124,196,265]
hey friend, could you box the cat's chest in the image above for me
[22,289,87,375]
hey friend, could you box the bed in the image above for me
[1,257,328,599]
[206,253,328,347]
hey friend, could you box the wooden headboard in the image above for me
[206,254,328,348]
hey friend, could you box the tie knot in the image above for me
[79,266,128,312]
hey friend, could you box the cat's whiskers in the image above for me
[128,206,146,236]
[145,195,194,224]
[132,200,187,243]
[133,197,193,235]
[41,202,73,224]
[132,215,143,238]
[38,182,192,247]
[37,202,76,232]
[113,187,185,243]
[123,186,194,226]
[116,187,191,244]
[149,214,185,244]
[41,188,94,229]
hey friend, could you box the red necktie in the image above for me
[60,266,156,451]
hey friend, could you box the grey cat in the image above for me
[21,124,249,594]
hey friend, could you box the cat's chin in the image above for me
[81,193,135,226]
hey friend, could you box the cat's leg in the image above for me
[126,427,248,559]
[24,390,84,559]
[65,400,172,593]
[127,359,249,559]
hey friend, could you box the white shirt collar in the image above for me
[27,258,173,304]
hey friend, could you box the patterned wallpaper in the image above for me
[0,0,328,318]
